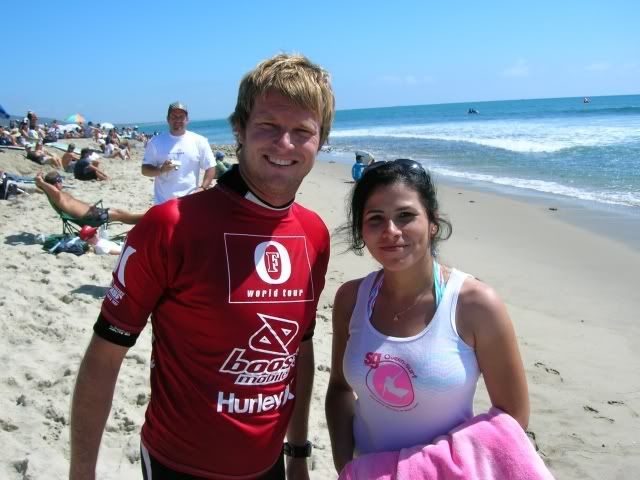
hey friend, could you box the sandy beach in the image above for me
[1,140,639,479]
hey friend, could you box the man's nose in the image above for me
[275,130,295,150]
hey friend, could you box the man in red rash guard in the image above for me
[69,53,335,480]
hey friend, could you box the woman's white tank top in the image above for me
[343,268,480,455]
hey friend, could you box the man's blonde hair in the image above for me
[229,53,335,150]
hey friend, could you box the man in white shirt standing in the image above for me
[141,101,216,204]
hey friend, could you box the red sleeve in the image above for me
[100,202,178,334]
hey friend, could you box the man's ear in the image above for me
[234,123,245,144]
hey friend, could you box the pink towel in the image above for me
[338,407,554,480]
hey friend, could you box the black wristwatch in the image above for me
[283,441,313,458]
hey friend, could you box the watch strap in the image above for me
[283,441,312,458]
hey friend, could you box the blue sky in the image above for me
[4,0,638,123]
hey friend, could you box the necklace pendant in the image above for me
[393,314,400,322]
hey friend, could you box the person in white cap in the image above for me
[141,101,216,204]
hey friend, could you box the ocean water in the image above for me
[139,95,640,210]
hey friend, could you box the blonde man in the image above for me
[70,53,335,480]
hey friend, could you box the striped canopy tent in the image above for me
[65,113,86,124]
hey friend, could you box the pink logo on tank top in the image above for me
[365,359,415,409]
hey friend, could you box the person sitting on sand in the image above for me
[213,150,232,178]
[0,126,18,146]
[120,142,131,160]
[26,142,63,169]
[107,128,122,146]
[74,148,109,181]
[103,137,129,160]
[78,225,123,255]
[61,144,79,173]
[26,111,45,140]
[19,120,31,141]
[35,171,144,224]
[44,121,61,143]
[27,111,38,129]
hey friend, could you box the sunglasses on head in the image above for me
[362,158,425,176]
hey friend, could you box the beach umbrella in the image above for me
[99,122,115,130]
[65,113,86,124]
[0,104,9,119]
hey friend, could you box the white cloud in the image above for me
[586,62,612,72]
[502,59,530,78]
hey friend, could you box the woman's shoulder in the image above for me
[335,270,380,301]
[335,277,364,304]
[333,275,373,327]
[457,276,510,334]
[458,276,502,308]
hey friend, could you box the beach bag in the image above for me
[42,234,88,256]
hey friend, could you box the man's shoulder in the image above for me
[292,202,324,222]
[144,133,176,157]
[144,190,228,235]
[179,187,228,210]
[137,198,183,231]
[184,130,210,145]
[148,132,170,144]
[291,203,329,237]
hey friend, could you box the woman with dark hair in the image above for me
[325,159,529,474]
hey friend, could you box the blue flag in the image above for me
[0,104,9,119]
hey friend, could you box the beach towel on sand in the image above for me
[339,407,555,480]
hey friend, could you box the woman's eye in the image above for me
[395,212,417,225]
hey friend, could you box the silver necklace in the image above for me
[390,286,432,322]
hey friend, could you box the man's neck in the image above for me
[217,165,293,210]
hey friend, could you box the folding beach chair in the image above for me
[45,196,127,241]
